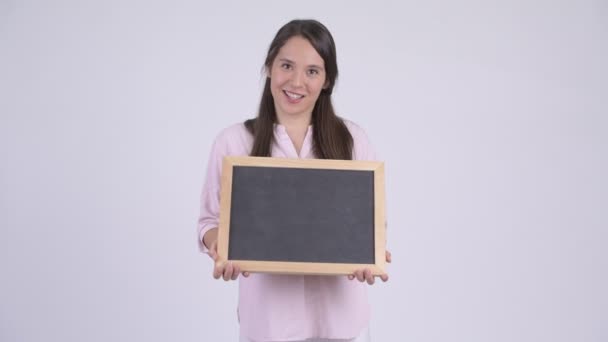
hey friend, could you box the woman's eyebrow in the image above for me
[278,58,325,71]
[308,64,325,71]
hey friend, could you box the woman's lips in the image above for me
[283,90,304,104]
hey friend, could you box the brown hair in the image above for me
[244,19,353,160]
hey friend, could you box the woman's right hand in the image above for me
[206,232,250,281]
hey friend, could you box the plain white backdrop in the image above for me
[1,0,607,341]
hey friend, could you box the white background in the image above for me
[1,1,607,341]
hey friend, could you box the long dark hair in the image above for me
[244,19,353,160]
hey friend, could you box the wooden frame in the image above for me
[217,156,386,276]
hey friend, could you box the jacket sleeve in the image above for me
[348,121,389,235]
[197,136,225,254]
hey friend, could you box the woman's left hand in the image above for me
[348,250,391,285]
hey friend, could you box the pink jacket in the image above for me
[198,120,377,341]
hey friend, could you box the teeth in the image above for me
[284,90,304,99]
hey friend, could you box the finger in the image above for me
[209,242,219,261]
[380,273,389,282]
[365,269,374,285]
[386,250,392,263]
[355,270,365,282]
[213,262,223,279]
[231,265,240,281]
[208,248,217,261]
[243,271,250,277]
[223,262,233,281]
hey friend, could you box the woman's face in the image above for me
[268,36,327,122]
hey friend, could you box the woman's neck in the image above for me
[276,112,312,155]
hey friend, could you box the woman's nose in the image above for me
[290,70,304,87]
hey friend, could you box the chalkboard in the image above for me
[217,156,386,275]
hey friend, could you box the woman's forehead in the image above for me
[276,36,324,66]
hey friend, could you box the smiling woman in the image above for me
[197,19,390,342]
[269,37,327,120]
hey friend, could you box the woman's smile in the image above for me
[283,89,305,103]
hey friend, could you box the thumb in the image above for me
[208,242,219,261]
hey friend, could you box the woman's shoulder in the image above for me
[215,122,250,139]
[341,119,377,161]
[210,122,253,155]
[341,119,370,140]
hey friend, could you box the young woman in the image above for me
[198,19,391,342]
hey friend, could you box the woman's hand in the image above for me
[205,228,249,281]
[348,250,391,285]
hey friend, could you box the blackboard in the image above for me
[217,156,386,275]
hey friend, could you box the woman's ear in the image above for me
[265,66,271,78]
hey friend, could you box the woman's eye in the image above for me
[281,63,292,70]
[308,69,319,76]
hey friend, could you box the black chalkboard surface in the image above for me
[217,156,386,275]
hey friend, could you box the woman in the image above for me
[198,19,391,342]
